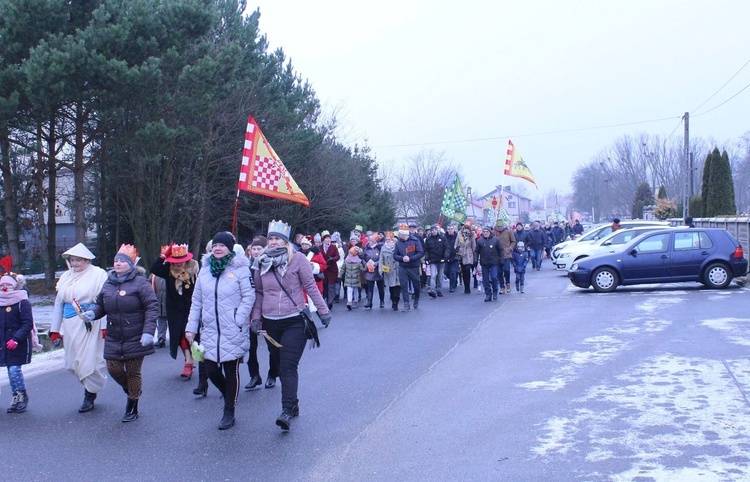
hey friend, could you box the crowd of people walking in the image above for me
[3,216,575,431]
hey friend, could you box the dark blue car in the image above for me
[568,228,748,292]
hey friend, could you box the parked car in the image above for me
[568,228,748,292]
[554,226,676,271]
[550,220,669,264]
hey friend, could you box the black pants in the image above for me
[249,332,279,379]
[389,286,401,305]
[205,358,240,410]
[461,263,473,293]
[366,279,385,303]
[263,315,307,411]
[399,266,420,302]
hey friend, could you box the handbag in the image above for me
[271,270,320,348]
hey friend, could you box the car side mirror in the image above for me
[629,249,637,256]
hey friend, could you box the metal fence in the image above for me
[669,217,750,262]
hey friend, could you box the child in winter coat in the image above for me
[339,247,364,310]
[511,241,530,293]
[0,272,34,413]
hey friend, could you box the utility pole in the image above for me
[689,152,695,197]
[683,112,690,218]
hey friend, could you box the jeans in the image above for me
[156,316,167,344]
[428,262,445,293]
[480,264,499,297]
[263,315,308,411]
[399,266,421,302]
[445,260,459,290]
[530,248,544,269]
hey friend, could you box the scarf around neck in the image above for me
[209,251,236,278]
[0,288,28,307]
[108,267,137,284]
[254,246,289,276]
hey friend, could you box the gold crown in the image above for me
[267,220,291,239]
[398,224,409,231]
[170,244,189,258]
[117,244,139,262]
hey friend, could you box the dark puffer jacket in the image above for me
[424,233,449,264]
[0,296,33,367]
[474,235,503,266]
[93,268,158,361]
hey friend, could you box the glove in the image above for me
[80,310,95,322]
[319,312,332,328]
[160,243,173,259]
[50,332,62,347]
[250,319,261,335]
[140,333,154,347]
[101,329,107,340]
[6,339,18,350]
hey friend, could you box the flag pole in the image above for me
[231,189,240,236]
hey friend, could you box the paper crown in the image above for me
[117,244,139,262]
[321,230,330,238]
[167,243,193,263]
[267,220,292,240]
[354,225,364,232]
[398,224,409,231]
[385,231,395,239]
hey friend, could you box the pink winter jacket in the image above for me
[251,251,330,320]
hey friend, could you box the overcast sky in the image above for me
[249,0,749,201]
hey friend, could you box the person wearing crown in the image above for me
[83,244,158,422]
[50,243,109,413]
[185,231,255,430]
[250,220,332,431]
[150,242,200,380]
[0,272,34,413]
[394,224,424,312]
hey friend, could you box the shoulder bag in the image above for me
[271,269,320,348]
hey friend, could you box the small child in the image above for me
[0,272,34,413]
[339,247,364,310]
[474,267,483,293]
[511,241,530,293]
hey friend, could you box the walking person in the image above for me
[50,243,109,413]
[150,243,199,380]
[512,241,530,293]
[474,226,502,301]
[244,237,274,391]
[0,272,33,413]
[494,220,516,294]
[149,274,168,349]
[444,224,459,292]
[456,223,477,294]
[84,244,158,422]
[528,222,547,270]
[394,224,424,311]
[319,231,340,309]
[378,232,401,310]
[250,220,331,431]
[363,234,385,308]
[339,246,364,310]
[185,232,255,430]
[424,224,448,298]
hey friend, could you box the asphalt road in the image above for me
[4,267,750,481]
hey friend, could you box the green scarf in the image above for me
[209,251,236,278]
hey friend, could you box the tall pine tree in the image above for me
[631,182,654,219]
[706,149,736,216]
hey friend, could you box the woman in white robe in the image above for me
[50,243,108,413]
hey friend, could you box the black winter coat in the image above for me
[424,233,449,264]
[528,229,547,250]
[445,232,458,260]
[0,298,32,367]
[474,235,503,266]
[93,268,158,361]
[150,258,198,359]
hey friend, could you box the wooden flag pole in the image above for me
[231,189,240,236]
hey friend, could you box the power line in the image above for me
[691,57,750,113]
[663,117,684,144]
[692,79,750,118]
[374,115,680,149]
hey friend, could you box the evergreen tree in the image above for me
[657,185,667,199]
[700,148,716,216]
[631,182,654,219]
[706,149,736,216]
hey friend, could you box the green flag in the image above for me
[441,175,467,223]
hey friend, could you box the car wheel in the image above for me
[591,267,618,293]
[703,262,732,289]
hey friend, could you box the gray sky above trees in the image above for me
[251,0,750,200]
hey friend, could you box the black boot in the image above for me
[193,362,208,396]
[413,296,420,309]
[244,375,262,390]
[218,407,235,430]
[379,299,385,309]
[14,390,28,413]
[122,398,139,422]
[365,295,373,309]
[275,404,299,431]
[7,392,19,413]
[392,299,399,311]
[79,390,97,413]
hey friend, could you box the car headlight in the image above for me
[558,253,570,258]
[570,263,579,271]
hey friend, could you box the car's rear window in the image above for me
[674,231,713,250]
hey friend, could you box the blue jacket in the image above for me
[394,235,424,268]
[528,229,547,250]
[512,249,530,273]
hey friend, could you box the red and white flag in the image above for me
[237,115,310,207]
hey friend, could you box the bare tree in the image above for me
[386,149,460,226]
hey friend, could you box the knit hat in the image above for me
[331,232,341,243]
[211,231,236,249]
[0,272,23,291]
[516,241,525,250]
[350,234,360,242]
[250,235,267,248]
[115,244,138,268]
[313,233,322,244]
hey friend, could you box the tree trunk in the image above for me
[32,121,52,288]
[74,100,87,242]
[0,133,20,265]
